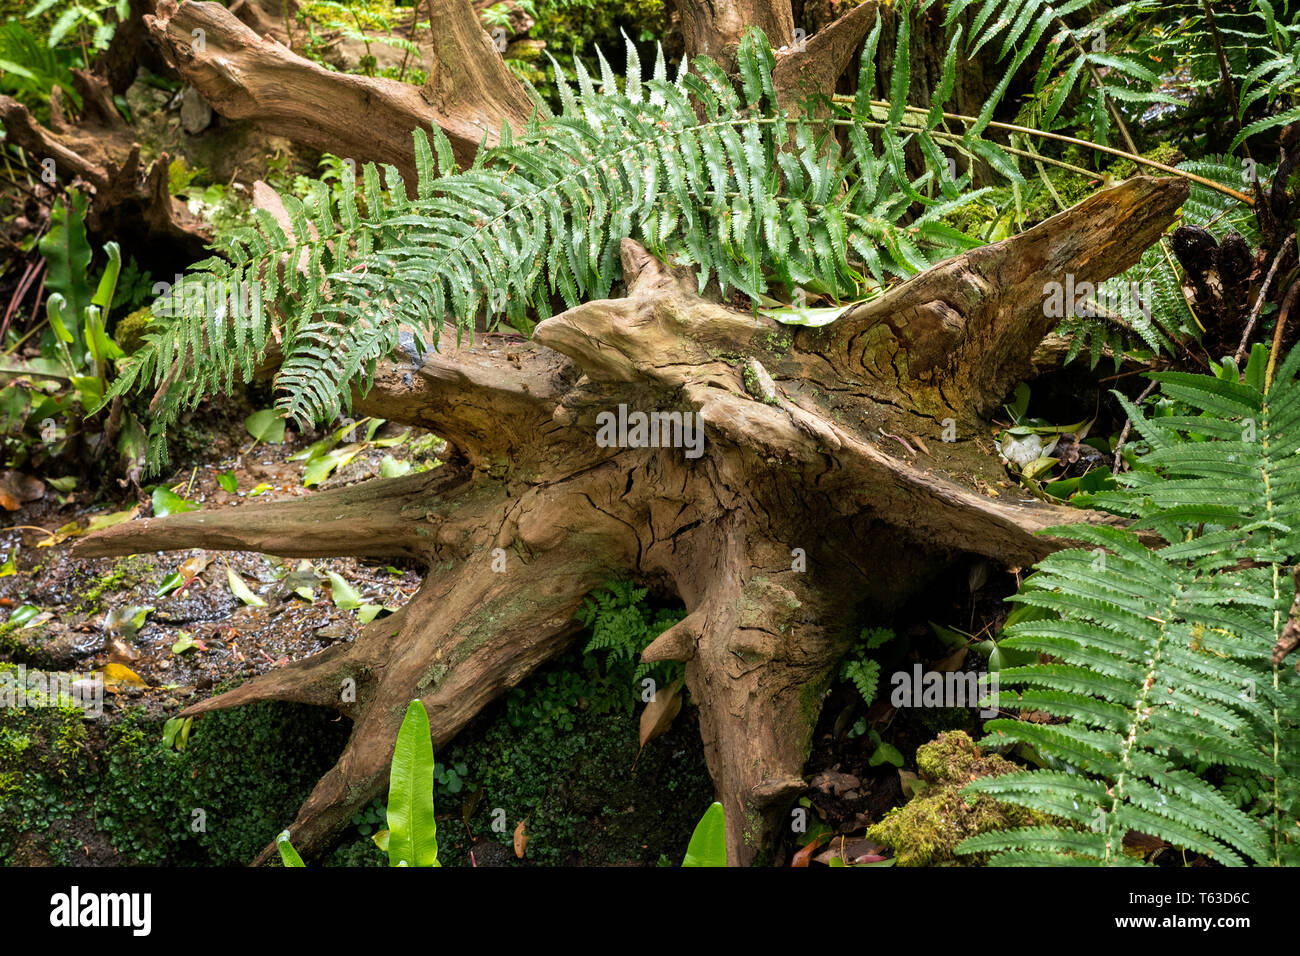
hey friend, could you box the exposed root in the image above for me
[71,468,466,560]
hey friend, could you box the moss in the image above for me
[799,674,830,727]
[1106,142,1185,182]
[0,694,349,866]
[759,328,794,354]
[0,682,95,864]
[113,306,154,355]
[866,731,1046,866]
[0,620,23,654]
[74,554,154,613]
[430,641,713,866]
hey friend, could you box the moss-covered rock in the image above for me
[114,307,154,355]
[866,730,1045,866]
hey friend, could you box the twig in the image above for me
[1265,278,1300,392]
[1112,379,1159,473]
[1235,235,1293,364]
[1063,21,1138,155]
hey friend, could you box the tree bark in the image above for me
[74,175,1187,865]
[144,0,537,181]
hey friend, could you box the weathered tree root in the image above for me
[74,176,1187,864]
[145,0,537,180]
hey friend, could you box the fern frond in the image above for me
[958,347,1300,865]
[119,27,1011,470]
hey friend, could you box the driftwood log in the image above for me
[75,174,1188,864]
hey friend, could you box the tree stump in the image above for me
[74,175,1186,864]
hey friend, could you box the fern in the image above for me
[957,344,1300,866]
[839,627,897,706]
[946,0,1180,143]
[576,580,685,683]
[112,26,1014,471]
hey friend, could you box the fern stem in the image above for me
[1111,378,1159,473]
[1259,369,1285,865]
[844,118,1100,181]
[1104,573,1190,865]
[840,98,1256,205]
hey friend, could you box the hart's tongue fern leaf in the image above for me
[110,26,996,472]
[958,344,1300,866]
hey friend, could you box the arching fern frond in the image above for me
[114,26,1004,469]
[946,0,1181,143]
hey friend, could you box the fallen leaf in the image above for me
[0,470,44,510]
[326,571,363,610]
[151,486,199,517]
[104,604,152,639]
[813,836,889,867]
[791,833,828,867]
[934,645,968,673]
[83,506,140,534]
[898,769,924,799]
[107,637,140,663]
[104,662,147,690]
[810,770,861,797]
[171,631,204,654]
[245,408,286,444]
[36,520,82,548]
[638,677,683,754]
[227,567,268,607]
[513,819,528,859]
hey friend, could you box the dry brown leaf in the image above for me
[898,769,922,799]
[933,645,968,673]
[638,677,683,753]
[107,637,140,663]
[813,836,889,867]
[513,819,528,859]
[791,833,827,867]
[0,471,44,511]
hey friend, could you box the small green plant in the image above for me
[277,699,439,867]
[1,187,145,479]
[576,579,685,684]
[681,801,726,866]
[838,626,896,706]
[0,19,80,115]
[294,0,423,80]
[24,0,126,66]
